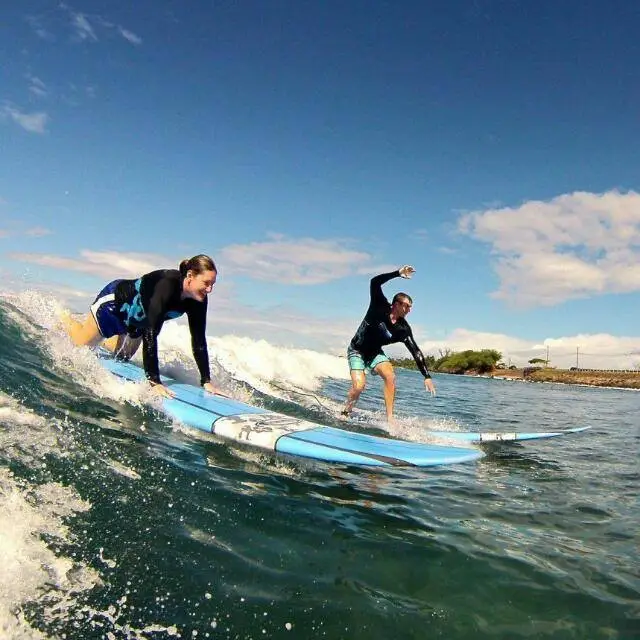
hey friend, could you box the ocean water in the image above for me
[0,294,638,640]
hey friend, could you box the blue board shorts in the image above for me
[347,347,389,374]
[90,280,128,338]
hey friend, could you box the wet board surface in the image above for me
[97,353,484,467]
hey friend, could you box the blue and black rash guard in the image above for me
[114,269,211,385]
[349,271,431,379]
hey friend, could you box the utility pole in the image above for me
[576,346,579,369]
[546,345,549,367]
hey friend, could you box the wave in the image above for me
[2,291,349,400]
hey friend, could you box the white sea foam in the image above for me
[0,297,189,638]
[0,467,98,639]
[157,321,350,394]
[0,393,62,467]
[0,462,182,638]
[0,391,100,638]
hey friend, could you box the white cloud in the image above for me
[218,237,376,284]
[530,333,640,370]
[26,15,54,41]
[1,104,49,134]
[416,327,640,370]
[34,5,142,47]
[27,75,48,98]
[70,12,98,42]
[118,27,142,46]
[8,250,172,280]
[459,190,640,307]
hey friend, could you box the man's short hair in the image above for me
[392,293,413,305]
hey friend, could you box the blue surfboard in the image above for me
[96,353,483,467]
[428,426,591,443]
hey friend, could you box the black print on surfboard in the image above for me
[214,414,304,440]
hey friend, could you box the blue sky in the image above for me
[2,0,640,368]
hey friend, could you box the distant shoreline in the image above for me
[461,368,640,389]
[393,358,640,389]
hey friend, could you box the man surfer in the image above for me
[342,265,436,423]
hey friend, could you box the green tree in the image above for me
[437,349,502,374]
[394,349,503,374]
[528,358,546,365]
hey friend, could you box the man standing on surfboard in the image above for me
[342,265,436,423]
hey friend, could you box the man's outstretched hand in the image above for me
[399,265,415,279]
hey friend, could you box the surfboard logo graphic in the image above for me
[213,413,315,448]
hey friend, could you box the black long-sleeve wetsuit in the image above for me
[114,269,211,385]
[348,271,431,378]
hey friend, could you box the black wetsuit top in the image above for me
[349,271,431,378]
[114,269,211,385]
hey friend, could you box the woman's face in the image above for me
[184,269,216,301]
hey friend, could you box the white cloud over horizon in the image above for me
[416,327,640,370]
[8,250,170,280]
[9,240,395,289]
[459,190,640,307]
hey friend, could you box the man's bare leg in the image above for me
[342,369,366,416]
[374,361,396,423]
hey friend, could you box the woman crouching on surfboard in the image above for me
[62,254,222,399]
